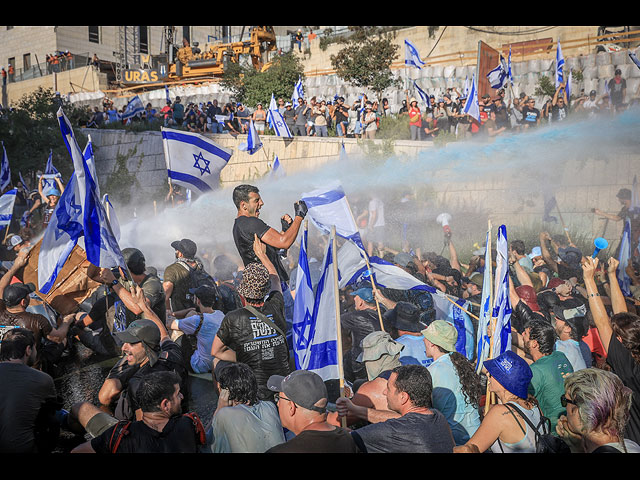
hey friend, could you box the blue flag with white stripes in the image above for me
[162,127,233,195]
[405,39,426,69]
[292,227,340,380]
[0,188,17,230]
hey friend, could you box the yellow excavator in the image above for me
[168,26,277,80]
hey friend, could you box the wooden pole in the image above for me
[555,202,573,245]
[331,226,347,428]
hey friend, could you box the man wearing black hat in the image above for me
[0,254,74,373]
[266,370,357,453]
[383,301,430,368]
[163,238,208,314]
[607,68,627,111]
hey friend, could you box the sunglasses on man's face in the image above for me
[560,394,577,408]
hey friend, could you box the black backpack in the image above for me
[502,402,571,454]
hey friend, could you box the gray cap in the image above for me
[267,370,328,413]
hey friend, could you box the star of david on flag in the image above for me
[162,127,233,195]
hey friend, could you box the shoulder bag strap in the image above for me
[506,402,544,436]
[244,305,286,339]
[503,403,527,436]
[193,314,204,336]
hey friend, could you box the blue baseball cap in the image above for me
[46,188,61,197]
[350,287,373,303]
[484,350,532,399]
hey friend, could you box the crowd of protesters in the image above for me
[1,80,640,454]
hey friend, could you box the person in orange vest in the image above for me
[8,64,14,83]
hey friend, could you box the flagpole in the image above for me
[555,202,573,245]
[344,197,385,332]
[331,225,347,428]
[484,219,495,416]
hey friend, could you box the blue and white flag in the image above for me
[301,182,365,252]
[414,81,430,108]
[339,142,348,162]
[102,194,121,242]
[555,40,565,89]
[566,69,572,101]
[617,219,632,297]
[41,150,61,193]
[292,227,340,380]
[475,228,493,374]
[238,120,263,155]
[0,188,17,229]
[336,240,475,360]
[0,142,11,192]
[404,39,426,69]
[487,57,508,89]
[463,76,470,98]
[18,171,29,191]
[631,175,640,215]
[165,85,171,104]
[490,225,512,358]
[270,156,285,179]
[462,74,480,121]
[162,127,233,195]
[57,107,126,271]
[508,46,513,84]
[82,136,99,197]
[291,76,304,104]
[267,96,293,138]
[121,95,145,121]
[37,174,84,294]
[630,50,640,71]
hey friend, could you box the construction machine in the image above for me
[168,26,277,80]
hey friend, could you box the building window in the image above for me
[23,53,31,71]
[89,26,100,44]
[139,26,149,54]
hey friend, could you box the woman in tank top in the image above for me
[454,350,546,453]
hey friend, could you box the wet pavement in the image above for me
[52,340,219,453]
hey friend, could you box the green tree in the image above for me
[330,26,401,103]
[0,87,87,188]
[220,51,304,108]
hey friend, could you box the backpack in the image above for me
[177,260,220,308]
[502,402,571,454]
[107,412,206,453]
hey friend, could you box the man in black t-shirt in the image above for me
[231,184,307,284]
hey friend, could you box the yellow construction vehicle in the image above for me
[168,26,277,80]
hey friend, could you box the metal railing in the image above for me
[3,52,95,84]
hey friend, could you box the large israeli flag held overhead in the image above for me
[57,107,126,271]
[238,120,263,155]
[491,225,512,358]
[336,240,475,360]
[301,182,365,251]
[292,227,340,381]
[37,174,84,294]
[0,188,17,229]
[404,39,426,69]
[291,76,304,104]
[42,150,61,193]
[0,142,11,192]
[162,127,233,195]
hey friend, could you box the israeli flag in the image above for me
[475,229,493,374]
[414,81,430,108]
[566,69,572,102]
[83,136,99,197]
[165,85,171,104]
[291,76,304,104]
[292,227,340,380]
[301,182,365,252]
[508,46,513,84]
[57,107,126,271]
[270,156,285,179]
[617,219,632,297]
[267,97,293,138]
[463,76,470,98]
[336,240,474,360]
[0,142,11,192]
[339,142,348,162]
[18,171,29,191]
[404,39,426,69]
[630,50,640,71]
[555,40,565,89]
[121,95,145,121]
[0,188,17,229]
[102,194,121,241]
[162,127,233,195]
[238,120,263,155]
[41,150,61,193]
[462,74,480,121]
[37,174,84,294]
[487,57,508,89]
[490,225,512,358]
